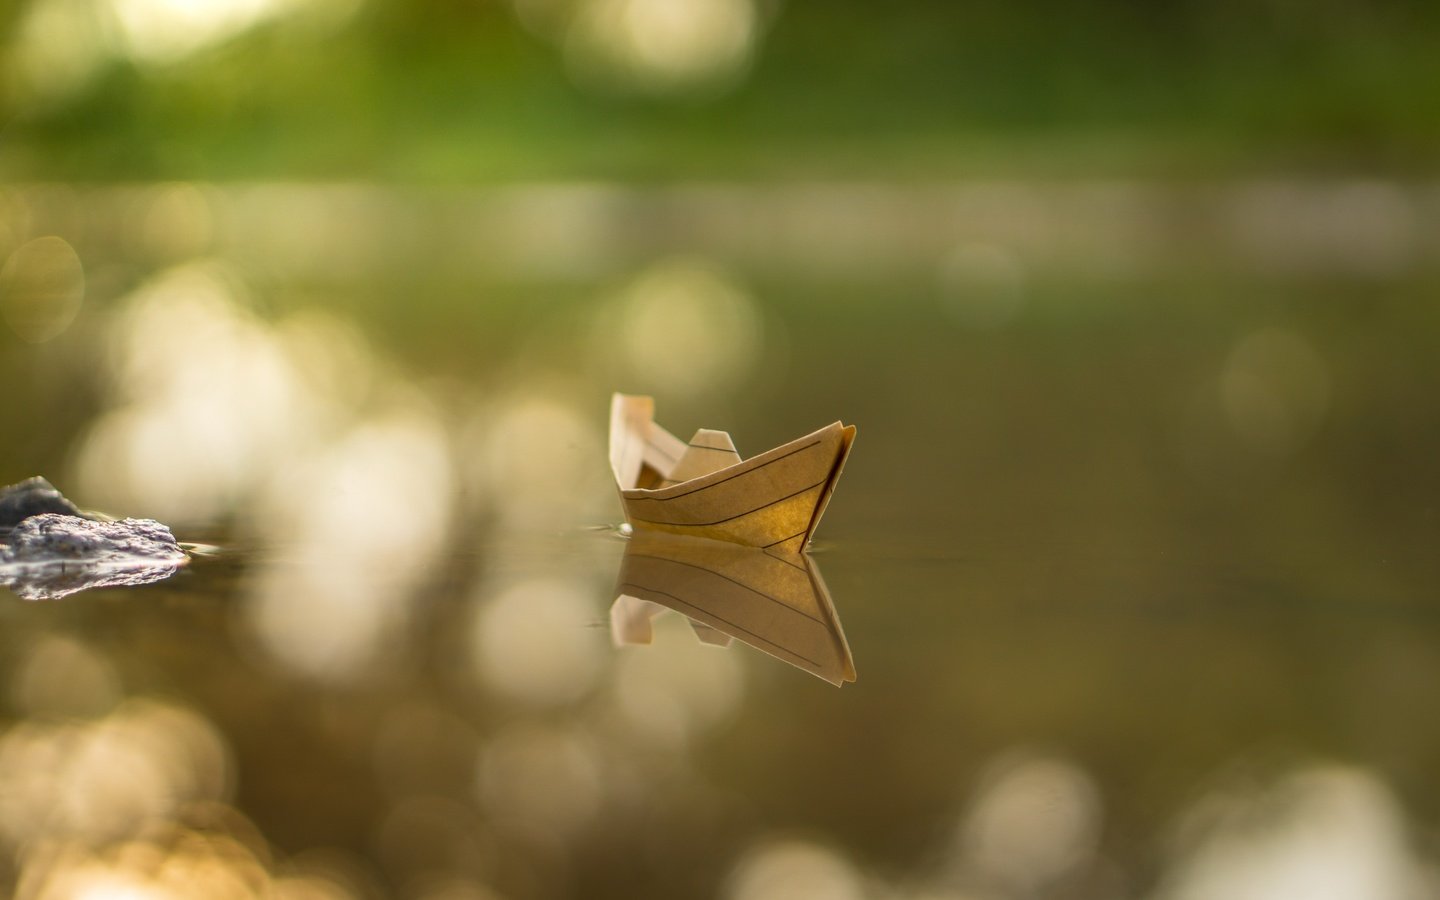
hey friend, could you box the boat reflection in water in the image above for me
[610,528,856,686]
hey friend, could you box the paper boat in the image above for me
[611,528,856,685]
[609,394,855,550]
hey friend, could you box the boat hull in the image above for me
[619,420,855,547]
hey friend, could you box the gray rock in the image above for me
[0,476,88,529]
[0,513,184,564]
[0,513,188,601]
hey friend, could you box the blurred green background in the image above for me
[6,0,1440,181]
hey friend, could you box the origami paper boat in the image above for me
[611,528,856,685]
[609,394,855,550]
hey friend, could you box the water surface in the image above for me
[1,182,1437,899]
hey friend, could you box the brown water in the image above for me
[0,181,1438,899]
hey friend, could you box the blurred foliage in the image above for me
[4,0,1440,180]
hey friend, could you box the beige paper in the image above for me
[609,393,855,548]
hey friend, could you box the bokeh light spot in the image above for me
[0,699,231,849]
[1220,328,1329,457]
[11,635,122,720]
[464,392,608,529]
[566,0,758,95]
[471,576,606,707]
[73,262,319,524]
[723,839,866,900]
[615,257,762,400]
[0,235,85,343]
[610,612,744,750]
[136,183,217,261]
[112,0,281,64]
[475,724,603,839]
[5,0,112,109]
[246,410,453,683]
[954,753,1103,892]
[1159,766,1426,900]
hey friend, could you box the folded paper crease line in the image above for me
[609,393,855,548]
[611,529,856,685]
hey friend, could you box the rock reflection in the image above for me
[611,529,856,686]
[0,552,185,602]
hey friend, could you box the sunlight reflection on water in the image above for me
[245,409,453,682]
[75,262,326,524]
[471,576,608,707]
[723,839,865,900]
[1157,766,1435,900]
[0,699,228,847]
[10,635,121,719]
[1,178,1437,899]
[953,753,1103,895]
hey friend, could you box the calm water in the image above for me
[1,182,1438,899]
